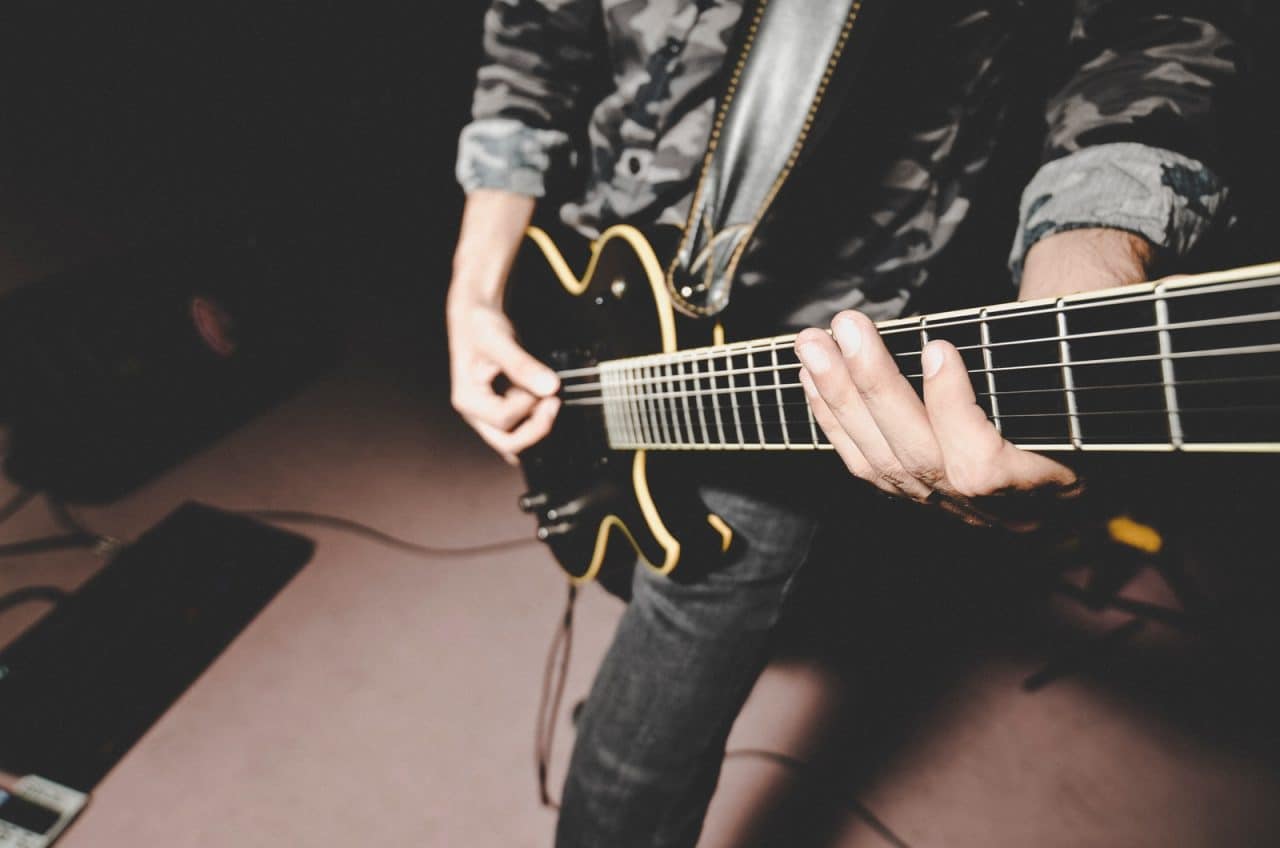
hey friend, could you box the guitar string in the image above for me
[563,378,1280,410]
[557,344,1280,406]
[558,333,1280,394]
[578,397,1277,448]
[597,391,1280,446]
[572,370,1278,447]
[547,277,1279,447]
[556,276,1280,379]
[603,402,1279,448]
[555,307,1280,388]
[576,407,1274,440]
[654,402,1280,422]
[574,389,1276,448]
[550,276,1280,382]
[566,373,1280,405]
[914,309,1280,358]
[601,412,1280,450]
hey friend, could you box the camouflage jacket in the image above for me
[457,0,1243,329]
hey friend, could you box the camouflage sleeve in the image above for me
[1009,142,1228,280]
[1009,1,1245,280]
[455,0,601,197]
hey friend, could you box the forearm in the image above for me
[1009,2,1242,290]
[1018,228,1153,302]
[447,189,537,313]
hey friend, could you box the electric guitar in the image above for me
[505,224,1280,584]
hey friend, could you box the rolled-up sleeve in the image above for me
[1010,0,1246,279]
[1010,142,1228,275]
[456,0,600,197]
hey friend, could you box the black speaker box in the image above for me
[0,237,344,501]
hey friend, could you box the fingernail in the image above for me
[833,316,862,357]
[797,342,831,374]
[922,343,945,379]
[534,372,559,395]
[799,369,817,397]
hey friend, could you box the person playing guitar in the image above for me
[446,1,1247,844]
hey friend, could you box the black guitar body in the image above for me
[505,224,734,590]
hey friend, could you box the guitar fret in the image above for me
[623,367,638,447]
[725,351,746,446]
[709,353,728,446]
[918,315,929,396]
[675,358,697,446]
[806,383,821,446]
[1154,285,1183,447]
[669,361,687,447]
[771,341,791,446]
[660,362,679,447]
[690,356,711,445]
[1056,302,1082,447]
[601,369,619,446]
[652,363,667,447]
[745,350,768,447]
[650,365,671,447]
[618,371,629,447]
[635,365,653,448]
[979,308,1001,434]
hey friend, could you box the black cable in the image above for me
[0,585,69,618]
[535,582,577,809]
[0,489,35,528]
[240,510,539,558]
[46,497,95,538]
[723,748,914,848]
[0,532,98,559]
[6,495,537,565]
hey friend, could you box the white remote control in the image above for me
[0,776,88,848]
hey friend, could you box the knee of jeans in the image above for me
[699,484,819,580]
[629,516,816,637]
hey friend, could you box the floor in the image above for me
[3,295,1280,848]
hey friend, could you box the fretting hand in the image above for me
[795,228,1153,528]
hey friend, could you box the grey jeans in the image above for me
[555,483,821,847]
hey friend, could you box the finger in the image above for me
[473,396,562,462]
[488,333,560,397]
[795,328,928,500]
[799,368,874,479]
[471,420,521,465]
[921,339,1076,496]
[456,382,538,431]
[507,396,561,456]
[829,311,949,494]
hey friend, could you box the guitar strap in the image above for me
[666,0,886,317]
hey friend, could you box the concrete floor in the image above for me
[3,299,1280,847]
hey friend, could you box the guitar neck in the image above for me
[561,263,1280,454]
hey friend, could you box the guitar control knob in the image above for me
[546,481,619,521]
[536,521,574,541]
[546,499,584,521]
[518,492,549,513]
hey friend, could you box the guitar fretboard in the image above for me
[560,265,1280,453]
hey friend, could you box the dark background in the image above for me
[0,1,1276,306]
[0,1,483,301]
[0,1,1276,499]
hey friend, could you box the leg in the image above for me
[556,484,820,848]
